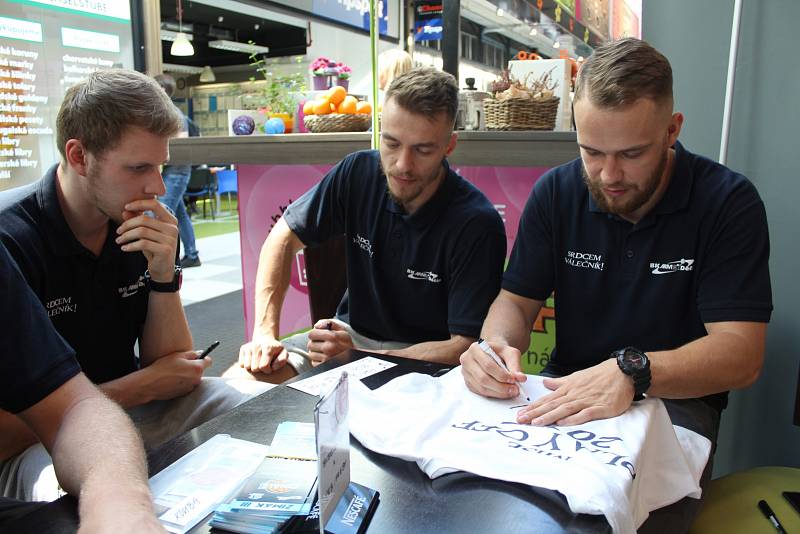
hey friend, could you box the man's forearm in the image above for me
[481,290,544,353]
[140,291,192,366]
[647,322,766,399]
[383,335,474,365]
[254,218,305,339]
[51,395,153,523]
[98,369,153,409]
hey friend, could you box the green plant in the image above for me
[248,49,306,114]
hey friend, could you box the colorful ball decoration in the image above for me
[263,117,286,135]
[232,115,255,135]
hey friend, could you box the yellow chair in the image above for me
[690,466,800,533]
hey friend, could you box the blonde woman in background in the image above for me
[379,49,413,92]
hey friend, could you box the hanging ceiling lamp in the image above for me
[199,65,216,82]
[170,0,194,56]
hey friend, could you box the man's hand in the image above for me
[115,198,179,282]
[306,320,354,366]
[238,335,288,374]
[140,350,210,402]
[459,340,528,398]
[516,358,634,426]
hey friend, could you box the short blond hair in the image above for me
[575,38,673,108]
[379,49,413,90]
[56,69,182,160]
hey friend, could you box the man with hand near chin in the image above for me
[230,68,506,382]
[0,69,269,502]
[459,38,771,532]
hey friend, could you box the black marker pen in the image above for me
[198,340,220,359]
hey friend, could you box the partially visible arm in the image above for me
[254,217,306,341]
[379,334,474,365]
[648,321,766,397]
[0,409,38,460]
[19,372,163,532]
[480,289,544,354]
[237,217,306,373]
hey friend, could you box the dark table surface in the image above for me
[13,350,610,533]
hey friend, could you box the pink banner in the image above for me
[238,164,549,346]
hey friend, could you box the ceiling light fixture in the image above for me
[162,63,204,74]
[160,29,193,42]
[553,40,561,48]
[199,65,216,83]
[208,39,270,54]
[529,27,538,36]
[170,0,194,56]
[496,7,504,16]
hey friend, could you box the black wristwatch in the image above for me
[144,266,182,293]
[613,347,651,401]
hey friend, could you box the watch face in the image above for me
[623,349,646,368]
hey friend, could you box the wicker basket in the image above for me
[484,96,560,131]
[304,114,371,133]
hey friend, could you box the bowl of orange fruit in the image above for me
[303,85,373,133]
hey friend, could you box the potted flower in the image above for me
[335,62,352,91]
[311,56,338,90]
[249,50,306,133]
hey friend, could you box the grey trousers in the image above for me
[0,376,272,502]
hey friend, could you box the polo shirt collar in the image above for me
[385,159,458,229]
[587,140,693,217]
[36,164,115,259]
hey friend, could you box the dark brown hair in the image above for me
[384,67,459,126]
[56,69,182,160]
[574,38,673,108]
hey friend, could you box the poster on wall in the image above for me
[611,0,641,39]
[576,0,610,41]
[0,0,135,191]
[311,0,389,36]
[414,1,442,42]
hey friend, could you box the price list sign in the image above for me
[0,0,135,191]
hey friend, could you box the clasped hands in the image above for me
[460,341,635,426]
[238,319,354,374]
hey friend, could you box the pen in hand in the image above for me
[476,338,531,402]
[197,340,220,359]
[758,499,787,534]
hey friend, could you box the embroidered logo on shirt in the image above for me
[650,258,694,275]
[353,234,374,258]
[564,250,605,271]
[118,276,146,298]
[46,296,77,317]
[407,269,442,283]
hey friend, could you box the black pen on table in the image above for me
[759,499,787,534]
[197,340,220,359]
[476,338,531,402]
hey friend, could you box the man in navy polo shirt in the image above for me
[0,244,164,533]
[460,38,771,530]
[0,69,268,502]
[232,68,506,381]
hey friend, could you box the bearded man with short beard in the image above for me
[231,68,506,382]
[460,38,772,532]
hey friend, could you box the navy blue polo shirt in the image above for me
[0,165,149,384]
[0,243,80,414]
[503,142,772,411]
[283,150,506,343]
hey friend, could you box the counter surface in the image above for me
[169,131,579,167]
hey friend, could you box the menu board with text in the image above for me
[0,0,135,191]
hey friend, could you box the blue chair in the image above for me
[216,169,238,214]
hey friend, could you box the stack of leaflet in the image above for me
[209,422,319,534]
